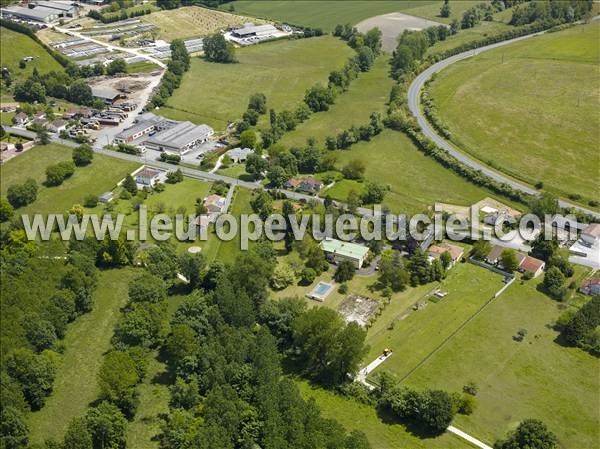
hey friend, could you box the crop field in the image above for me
[365,262,504,380]
[143,5,262,41]
[0,27,63,81]
[0,144,139,217]
[401,268,598,449]
[428,20,600,202]
[324,129,507,215]
[279,56,394,148]
[296,379,472,449]
[160,36,354,130]
[28,268,137,445]
[225,1,437,31]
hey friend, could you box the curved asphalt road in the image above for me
[407,28,600,219]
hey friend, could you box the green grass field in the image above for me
[0,27,63,81]
[400,268,599,449]
[296,379,472,449]
[28,268,137,445]
[428,20,600,202]
[159,36,355,130]
[279,56,394,148]
[0,144,139,216]
[213,186,255,264]
[324,129,510,214]
[365,262,504,380]
[225,1,437,31]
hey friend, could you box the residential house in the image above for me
[581,223,600,247]
[519,255,545,278]
[227,147,253,163]
[0,103,18,113]
[427,243,464,267]
[203,194,227,215]
[47,119,66,134]
[134,167,162,187]
[285,177,323,194]
[194,215,210,234]
[320,238,369,269]
[33,111,47,121]
[12,112,29,126]
[485,245,525,268]
[579,278,600,296]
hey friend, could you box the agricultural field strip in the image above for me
[407,22,600,218]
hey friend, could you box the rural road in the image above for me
[407,27,600,219]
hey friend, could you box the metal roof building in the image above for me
[231,23,279,38]
[320,238,370,269]
[1,5,60,23]
[144,121,214,155]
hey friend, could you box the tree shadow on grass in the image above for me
[375,405,446,440]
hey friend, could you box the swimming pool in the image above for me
[307,281,334,302]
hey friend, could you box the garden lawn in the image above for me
[403,268,599,449]
[224,1,436,31]
[365,262,504,380]
[278,56,394,149]
[429,20,600,203]
[0,143,139,217]
[296,379,472,449]
[325,129,506,215]
[213,186,255,264]
[28,268,137,445]
[159,36,355,130]
[0,27,63,81]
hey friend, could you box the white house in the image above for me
[320,238,369,269]
[227,147,253,163]
[581,223,600,247]
[134,167,162,187]
[203,194,226,215]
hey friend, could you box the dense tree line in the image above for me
[151,39,191,107]
[560,295,600,355]
[88,7,153,24]
[203,33,236,63]
[509,0,592,26]
[374,371,475,434]
[325,112,384,150]
[390,26,455,80]
[0,239,99,447]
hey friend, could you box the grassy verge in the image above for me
[159,36,355,130]
[428,20,600,202]
[0,143,139,216]
[402,266,598,449]
[28,268,137,444]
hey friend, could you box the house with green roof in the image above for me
[320,238,370,269]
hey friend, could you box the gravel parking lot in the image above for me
[356,12,445,52]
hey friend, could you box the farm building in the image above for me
[1,5,60,23]
[320,238,369,269]
[231,23,279,38]
[114,120,157,145]
[144,121,214,155]
[92,86,123,105]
